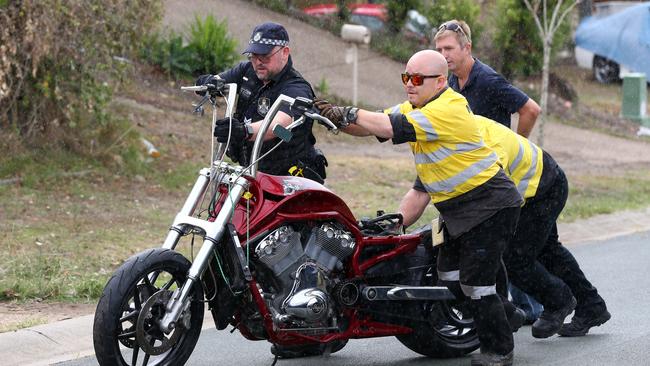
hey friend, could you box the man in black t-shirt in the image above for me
[433,20,541,138]
[196,22,327,183]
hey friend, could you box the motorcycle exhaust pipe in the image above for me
[362,286,456,301]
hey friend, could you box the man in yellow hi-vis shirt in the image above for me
[316,50,521,366]
[475,117,610,339]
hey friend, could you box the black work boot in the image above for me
[508,307,526,333]
[471,350,514,366]
[558,308,611,337]
[531,296,577,338]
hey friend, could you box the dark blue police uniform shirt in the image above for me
[217,56,313,123]
[448,58,529,128]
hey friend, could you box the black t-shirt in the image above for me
[449,58,529,128]
[412,171,522,238]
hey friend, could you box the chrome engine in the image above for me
[254,223,355,329]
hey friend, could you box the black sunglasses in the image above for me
[401,73,441,86]
[438,22,468,39]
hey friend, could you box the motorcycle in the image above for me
[92,80,479,365]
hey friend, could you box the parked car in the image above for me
[348,3,387,33]
[574,2,650,83]
[302,3,431,43]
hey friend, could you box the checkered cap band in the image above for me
[250,38,289,46]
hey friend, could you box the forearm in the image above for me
[398,188,431,227]
[516,99,541,137]
[355,109,394,139]
[252,111,293,141]
[341,124,373,136]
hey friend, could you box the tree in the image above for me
[387,0,419,33]
[522,0,581,146]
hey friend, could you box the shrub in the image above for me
[420,0,482,46]
[140,31,196,78]
[0,0,162,152]
[186,15,239,75]
[387,0,419,33]
[140,15,239,78]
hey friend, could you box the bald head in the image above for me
[403,50,448,108]
[407,50,448,77]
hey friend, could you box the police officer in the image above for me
[317,50,521,366]
[196,22,327,183]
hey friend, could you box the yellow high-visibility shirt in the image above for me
[475,115,543,199]
[385,88,500,203]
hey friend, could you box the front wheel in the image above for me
[93,248,205,366]
[396,300,479,358]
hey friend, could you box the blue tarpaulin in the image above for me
[575,2,650,76]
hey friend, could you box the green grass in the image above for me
[0,317,48,333]
[5,138,648,302]
[562,171,650,222]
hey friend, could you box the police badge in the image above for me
[257,97,270,116]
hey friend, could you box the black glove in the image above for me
[214,117,251,143]
[195,74,220,95]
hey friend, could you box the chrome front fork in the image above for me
[159,163,249,333]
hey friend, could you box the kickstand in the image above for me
[271,354,279,366]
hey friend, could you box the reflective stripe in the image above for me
[422,152,498,193]
[438,270,460,281]
[408,110,438,141]
[516,140,539,196]
[389,104,401,114]
[414,141,486,164]
[509,141,525,173]
[461,283,497,299]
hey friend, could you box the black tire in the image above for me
[593,55,619,84]
[396,300,479,358]
[93,248,205,366]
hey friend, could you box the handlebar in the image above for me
[183,82,337,179]
[250,96,338,177]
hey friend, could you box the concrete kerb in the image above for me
[2,206,650,366]
[0,315,95,366]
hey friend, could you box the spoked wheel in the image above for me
[93,248,204,366]
[396,299,479,358]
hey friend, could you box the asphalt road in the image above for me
[57,230,650,366]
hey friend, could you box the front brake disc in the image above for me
[135,290,184,355]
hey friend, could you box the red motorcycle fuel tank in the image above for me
[227,172,359,237]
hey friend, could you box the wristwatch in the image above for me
[245,123,254,139]
[345,107,359,125]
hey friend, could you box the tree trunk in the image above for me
[539,37,551,147]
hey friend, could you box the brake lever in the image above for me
[192,94,210,116]
[304,111,338,133]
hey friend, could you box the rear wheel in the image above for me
[93,248,204,366]
[396,300,479,358]
[593,55,619,83]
